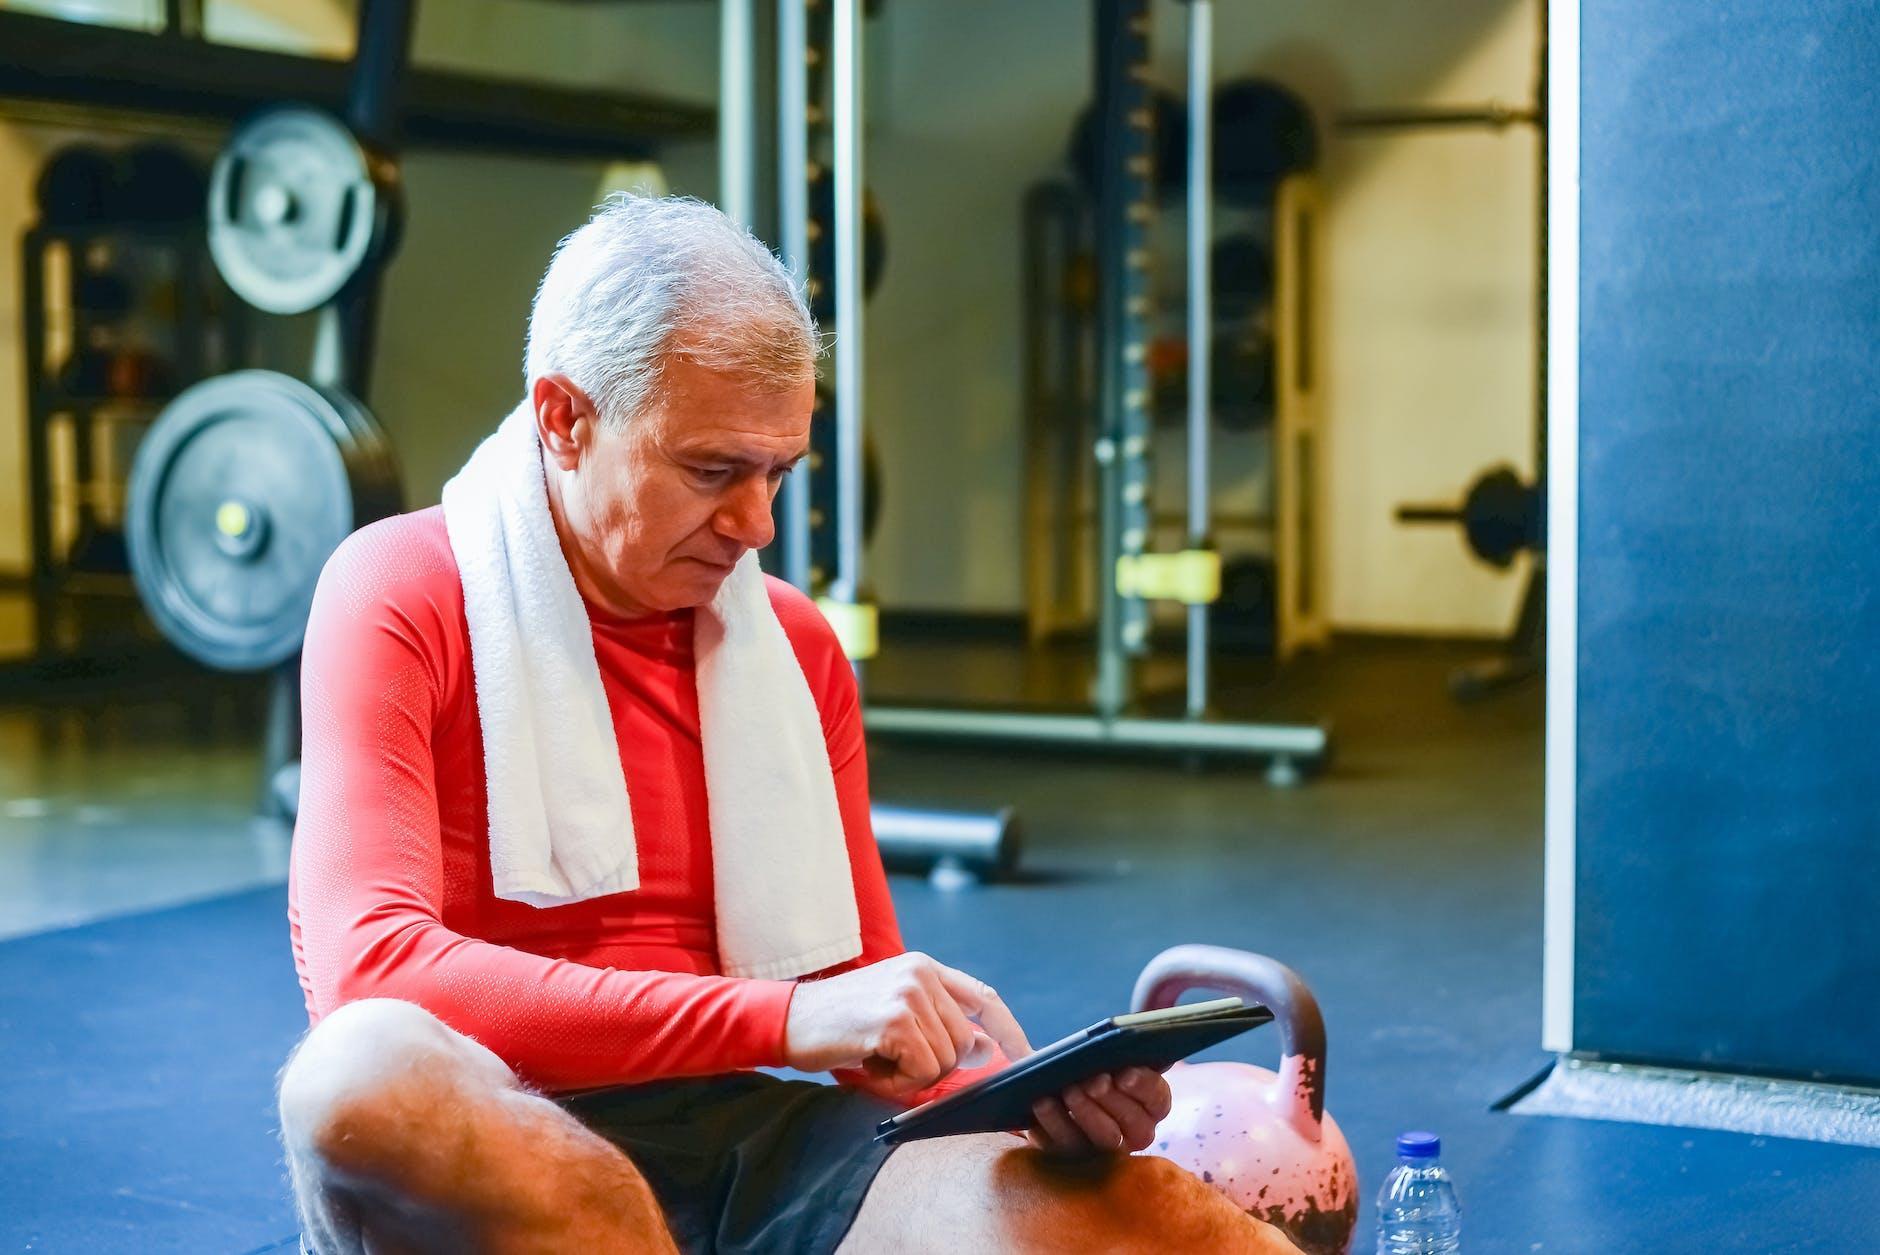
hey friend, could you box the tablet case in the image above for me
[874,996,1273,1144]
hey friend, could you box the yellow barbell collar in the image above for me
[1115,549,1222,605]
[815,597,880,660]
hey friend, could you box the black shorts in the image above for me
[555,1071,905,1255]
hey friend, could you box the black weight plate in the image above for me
[127,371,393,671]
[1211,233,1274,315]
[1213,78,1319,205]
[1460,467,1538,568]
[209,107,381,314]
[36,145,119,225]
[121,142,207,225]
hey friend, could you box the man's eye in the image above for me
[770,464,796,481]
[694,467,733,483]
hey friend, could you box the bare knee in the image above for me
[278,1000,678,1254]
[278,998,516,1185]
[994,1149,1302,1254]
[848,1134,1299,1254]
[1113,1155,1304,1253]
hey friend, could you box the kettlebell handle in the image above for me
[1129,944,1329,1129]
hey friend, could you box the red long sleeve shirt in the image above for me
[287,506,1007,1103]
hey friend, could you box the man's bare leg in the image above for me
[277,998,680,1255]
[836,1132,1306,1255]
[279,998,1299,1255]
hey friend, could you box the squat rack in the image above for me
[721,0,1019,885]
[724,0,1330,787]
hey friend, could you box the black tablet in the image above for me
[873,996,1272,1145]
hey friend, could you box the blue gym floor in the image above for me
[2,640,1876,1252]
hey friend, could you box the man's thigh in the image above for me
[308,1081,684,1255]
[836,1133,1304,1255]
[281,999,682,1255]
[835,1133,1028,1254]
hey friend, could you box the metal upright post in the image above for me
[261,663,301,818]
[776,0,812,591]
[21,233,55,656]
[297,0,413,815]
[829,0,864,609]
[345,0,412,155]
[334,0,413,403]
[1091,0,1155,718]
[1534,0,1549,492]
[720,0,756,227]
[1184,0,1214,720]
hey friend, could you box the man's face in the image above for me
[540,357,815,616]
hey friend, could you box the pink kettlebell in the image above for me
[1130,944,1358,1255]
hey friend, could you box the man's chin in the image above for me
[660,558,736,607]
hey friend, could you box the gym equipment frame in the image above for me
[854,0,1333,786]
[724,0,1023,882]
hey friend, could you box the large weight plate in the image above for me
[209,107,383,314]
[127,370,401,671]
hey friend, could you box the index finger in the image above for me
[933,964,1032,1061]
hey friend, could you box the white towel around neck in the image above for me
[439,400,862,981]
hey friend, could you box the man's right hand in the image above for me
[782,952,1032,1095]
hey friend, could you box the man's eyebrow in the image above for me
[678,444,811,468]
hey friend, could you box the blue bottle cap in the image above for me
[1396,1131,1440,1159]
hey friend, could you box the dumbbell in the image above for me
[1066,78,1319,205]
[1397,466,1543,568]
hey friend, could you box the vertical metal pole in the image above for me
[830,0,864,606]
[1092,0,1154,718]
[344,0,414,154]
[310,306,345,392]
[1534,0,1550,490]
[261,664,301,818]
[336,0,414,403]
[777,0,812,590]
[22,234,56,656]
[720,0,755,226]
[1541,0,1577,1056]
[1184,0,1213,719]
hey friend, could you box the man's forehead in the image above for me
[664,416,811,461]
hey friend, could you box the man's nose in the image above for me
[716,474,776,551]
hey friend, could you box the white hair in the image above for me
[523,193,819,426]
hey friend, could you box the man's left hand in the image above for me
[1024,1066,1172,1155]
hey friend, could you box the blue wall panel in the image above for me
[1576,0,1880,1081]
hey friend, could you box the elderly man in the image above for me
[276,194,1300,1254]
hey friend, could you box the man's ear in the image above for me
[532,374,595,472]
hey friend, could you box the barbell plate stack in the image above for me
[127,370,400,672]
[208,107,383,315]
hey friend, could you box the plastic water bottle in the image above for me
[1374,1131,1461,1253]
